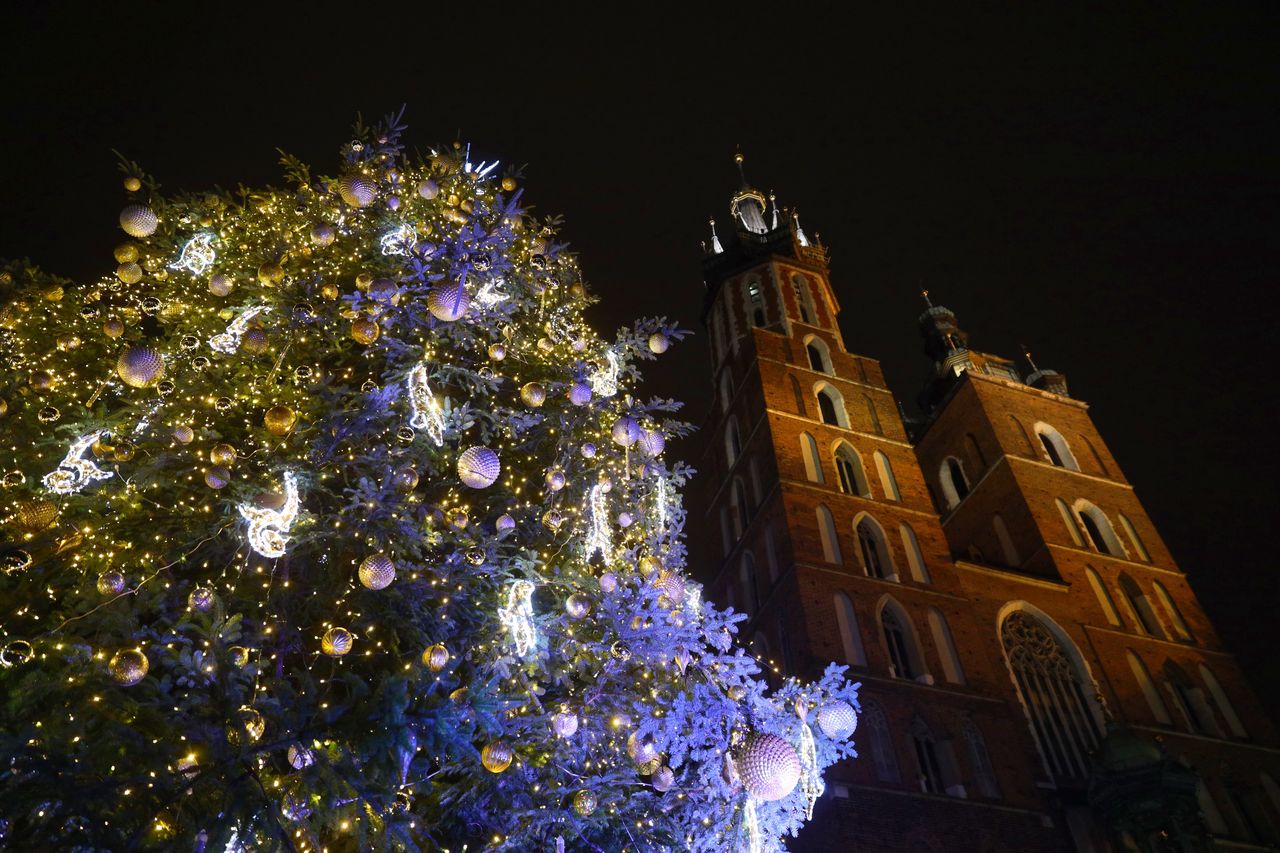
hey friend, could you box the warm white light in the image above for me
[171,232,217,275]
[590,349,620,398]
[43,431,114,494]
[210,305,269,354]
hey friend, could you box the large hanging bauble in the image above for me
[572,789,597,817]
[552,709,579,738]
[228,646,250,667]
[427,281,470,321]
[210,443,237,466]
[257,262,285,285]
[116,345,165,388]
[114,242,139,263]
[310,223,336,246]
[487,343,506,360]
[735,733,802,802]
[652,766,676,792]
[481,741,513,773]
[567,382,592,406]
[14,498,58,533]
[264,406,297,436]
[173,425,194,444]
[627,732,660,765]
[97,571,125,595]
[656,571,685,606]
[230,705,265,744]
[638,555,663,578]
[116,261,143,284]
[209,274,233,296]
[496,513,516,531]
[640,428,665,456]
[350,317,380,345]
[337,174,376,207]
[392,466,419,492]
[109,649,149,686]
[288,743,315,770]
[816,700,858,740]
[321,627,354,657]
[648,332,670,354]
[205,466,231,489]
[544,467,566,492]
[520,382,546,407]
[611,416,642,447]
[241,328,269,354]
[417,179,439,199]
[119,204,158,238]
[457,446,500,488]
[566,593,593,620]
[599,573,618,593]
[188,586,215,612]
[422,643,449,672]
[358,554,396,590]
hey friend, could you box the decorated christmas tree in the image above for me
[0,109,858,851]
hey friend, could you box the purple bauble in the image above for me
[457,446,500,488]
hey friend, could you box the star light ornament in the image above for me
[210,305,269,355]
[171,232,217,275]
[407,362,447,446]
[498,580,537,657]
[238,471,300,558]
[42,431,114,494]
[589,348,621,398]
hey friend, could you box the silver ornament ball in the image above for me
[457,446,501,488]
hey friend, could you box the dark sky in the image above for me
[4,8,1277,713]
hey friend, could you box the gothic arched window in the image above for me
[739,552,759,616]
[864,394,883,435]
[1056,497,1085,546]
[863,701,900,783]
[1085,567,1123,626]
[881,599,925,680]
[804,335,833,374]
[1118,513,1151,562]
[1119,574,1164,637]
[961,719,1000,799]
[928,608,965,684]
[910,718,946,794]
[800,432,823,483]
[874,451,900,501]
[792,274,817,324]
[1075,500,1125,557]
[835,592,867,666]
[815,383,848,428]
[939,457,969,508]
[816,504,842,564]
[1153,581,1192,641]
[1034,422,1079,471]
[744,278,766,327]
[724,417,741,468]
[788,374,807,416]
[834,442,870,497]
[857,515,896,580]
[1127,650,1172,725]
[899,522,930,583]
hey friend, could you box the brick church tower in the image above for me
[694,156,1280,852]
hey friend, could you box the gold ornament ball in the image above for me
[188,586,215,612]
[422,643,449,672]
[92,435,116,459]
[229,646,250,667]
[103,318,125,338]
[173,425,194,444]
[229,705,265,745]
[209,274,234,296]
[241,328,269,354]
[210,444,237,466]
[520,382,546,407]
[116,345,165,388]
[119,204,158,238]
[97,571,125,595]
[320,283,339,300]
[501,176,517,192]
[56,334,80,351]
[114,242,139,263]
[391,466,419,492]
[123,176,142,192]
[638,555,663,578]
[648,332,670,354]
[351,317,380,345]
[355,272,374,291]
[112,441,136,462]
[321,627,354,657]
[337,174,376,208]
[264,406,297,436]
[481,741,513,773]
[116,262,143,284]
[205,466,231,489]
[358,553,396,590]
[257,262,285,285]
[28,370,54,391]
[487,343,506,361]
[109,649,149,686]
[572,789,597,817]
[565,592,593,620]
[311,223,336,246]
[639,756,662,775]
[42,284,64,302]
[14,498,58,533]
[0,398,7,417]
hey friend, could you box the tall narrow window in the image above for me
[834,442,870,497]
[863,702,900,783]
[874,451,900,501]
[1153,582,1192,641]
[1034,423,1080,471]
[788,374,807,416]
[857,516,895,580]
[731,479,750,539]
[1199,665,1247,738]
[1164,662,1214,735]
[764,525,780,585]
[992,514,1019,566]
[965,433,987,472]
[1119,575,1165,637]
[724,418,741,468]
[807,343,825,371]
[900,523,931,583]
[746,279,766,327]
[940,457,969,508]
[864,395,883,435]
[1118,513,1151,562]
[1198,782,1231,837]
[835,592,867,666]
[1056,498,1085,546]
[928,608,965,684]
[911,719,946,794]
[815,384,848,427]
[1085,567,1122,626]
[792,274,816,324]
[1075,501,1125,557]
[1082,435,1110,477]
[804,336,832,374]
[1009,415,1037,456]
[1127,651,1172,724]
[748,457,763,505]
[800,432,823,483]
[719,369,733,412]
[719,509,732,557]
[881,600,924,680]
[816,504,842,564]
[1001,610,1101,781]
[961,720,1001,798]
[739,553,759,616]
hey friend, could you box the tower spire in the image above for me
[734,148,749,190]
[708,218,724,254]
[729,150,769,235]
[1021,344,1039,373]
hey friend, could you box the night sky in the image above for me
[4,8,1276,713]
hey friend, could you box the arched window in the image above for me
[1056,497,1085,546]
[788,374,807,416]
[718,369,733,412]
[1082,435,1110,477]
[719,508,732,557]
[834,442,870,497]
[1074,500,1126,557]
[1153,581,1192,641]
[1000,609,1102,780]
[1199,665,1247,738]
[928,608,965,684]
[1118,513,1151,562]
[961,720,1000,799]
[711,301,727,363]
[730,479,751,540]
[864,394,883,435]
[1034,422,1079,471]
[1118,575,1165,638]
[992,514,1019,566]
[1085,567,1122,626]
[804,335,832,374]
[724,417,741,468]
[748,456,763,505]
[744,278,766,327]
[857,515,897,580]
[939,457,969,509]
[910,718,947,794]
[874,451,900,501]
[863,701,900,783]
[792,274,817,324]
[816,504,842,564]
[881,598,926,681]
[834,592,867,666]
[1198,781,1231,837]
[1163,661,1217,735]
[965,433,987,473]
[900,523,931,584]
[1127,650,1172,724]
[739,552,759,616]
[815,383,849,428]
[1009,415,1037,456]
[800,432,823,483]
[764,524,780,585]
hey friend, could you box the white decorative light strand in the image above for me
[238,471,300,558]
[407,362,446,446]
[585,483,612,558]
[379,223,417,256]
[172,232,217,275]
[498,579,537,657]
[475,277,508,307]
[744,798,762,853]
[797,720,824,819]
[654,474,670,531]
[210,305,269,354]
[589,349,621,398]
[132,400,163,436]
[42,430,114,494]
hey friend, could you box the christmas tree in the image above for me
[0,109,858,851]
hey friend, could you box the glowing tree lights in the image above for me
[0,110,857,851]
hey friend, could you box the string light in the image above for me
[589,348,621,397]
[237,471,300,558]
[585,483,612,557]
[171,232,217,274]
[498,579,537,657]
[42,430,114,494]
[209,305,269,354]
[407,362,446,446]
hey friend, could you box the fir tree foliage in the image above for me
[0,109,859,851]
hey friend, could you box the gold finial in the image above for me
[921,288,932,307]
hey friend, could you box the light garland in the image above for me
[171,232,217,275]
[237,470,300,558]
[585,482,612,558]
[498,579,537,657]
[209,305,269,354]
[407,362,446,446]
[379,224,417,256]
[42,430,114,495]
[589,348,621,397]
[797,720,823,819]
[475,277,508,307]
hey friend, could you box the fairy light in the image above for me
[498,579,536,657]
[42,430,113,495]
[171,232,217,274]
[407,362,446,446]
[379,223,417,256]
[209,305,269,354]
[476,277,508,307]
[797,718,823,819]
[743,798,762,853]
[238,471,300,558]
[590,348,621,397]
[585,482,612,557]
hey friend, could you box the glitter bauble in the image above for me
[627,732,659,765]
[638,555,663,578]
[281,793,311,822]
[173,425,194,444]
[27,370,53,392]
[116,345,165,388]
[599,573,618,593]
[116,261,143,284]
[109,649,149,686]
[1,640,35,668]
[241,328,269,354]
[210,444,237,466]
[230,706,265,743]
[653,766,676,792]
[544,468,566,492]
[520,382,546,407]
[617,512,634,528]
[443,507,469,530]
[203,466,230,489]
[392,466,418,492]
[288,743,315,769]
[0,398,7,417]
[209,274,233,296]
[640,428,665,456]
[611,416,642,447]
[14,499,58,533]
[542,509,564,530]
[735,733,802,802]
[639,756,662,775]
[310,223,336,246]
[572,789,597,817]
[417,179,439,199]
[337,174,376,207]
[566,593,592,619]
[257,262,285,285]
[496,513,516,531]
[351,317,380,344]
[501,176,517,192]
[648,332,670,354]
[568,382,592,405]
[422,643,449,672]
[465,547,486,566]
[552,709,579,738]
[119,204,158,238]
[656,571,685,606]
[97,571,125,595]
[816,701,859,741]
[728,685,746,701]
[359,554,396,590]
[581,442,596,458]
[264,406,297,436]
[428,281,470,321]
[487,343,506,360]
[114,242,139,263]
[481,741,513,773]
[56,334,81,351]
[321,627,353,657]
[611,641,631,661]
[457,446,500,488]
[188,586,215,612]
[123,176,142,192]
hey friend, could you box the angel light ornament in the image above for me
[171,232,217,275]
[209,305,269,355]
[407,362,447,445]
[498,579,537,656]
[238,471,300,558]
[589,348,621,397]
[42,430,114,494]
